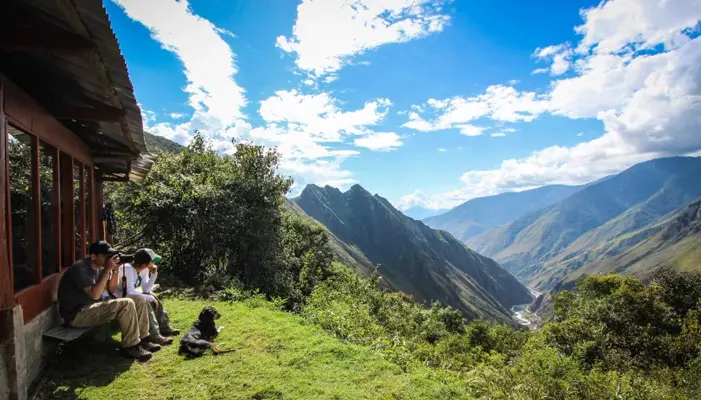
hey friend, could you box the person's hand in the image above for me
[106,254,120,271]
[151,298,159,308]
[148,264,158,274]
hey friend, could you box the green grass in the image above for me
[41,298,471,400]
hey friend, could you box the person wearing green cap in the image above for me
[107,248,180,345]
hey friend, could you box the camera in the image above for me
[118,253,134,264]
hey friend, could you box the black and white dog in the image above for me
[178,306,233,358]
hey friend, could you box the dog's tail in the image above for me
[212,344,235,355]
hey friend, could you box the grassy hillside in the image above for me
[293,184,532,323]
[41,298,469,399]
[424,184,582,241]
[467,157,701,290]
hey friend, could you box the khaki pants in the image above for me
[147,295,173,339]
[71,295,150,348]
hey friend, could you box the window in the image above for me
[85,165,92,248]
[74,163,84,259]
[8,126,37,292]
[40,142,59,277]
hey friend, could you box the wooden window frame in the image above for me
[1,75,97,322]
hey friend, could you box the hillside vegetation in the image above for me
[92,134,701,399]
[293,184,532,323]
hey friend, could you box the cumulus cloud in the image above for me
[112,0,245,127]
[354,132,403,151]
[533,43,573,76]
[402,0,701,209]
[403,85,549,133]
[396,190,443,211]
[276,0,450,79]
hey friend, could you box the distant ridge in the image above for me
[424,184,583,241]
[466,156,701,291]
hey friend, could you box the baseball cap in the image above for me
[88,241,118,256]
[134,248,162,266]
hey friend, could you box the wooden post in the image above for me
[78,164,85,258]
[0,74,14,311]
[30,135,41,284]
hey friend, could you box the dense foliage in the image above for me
[107,134,332,309]
[107,135,701,398]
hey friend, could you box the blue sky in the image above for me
[106,0,701,211]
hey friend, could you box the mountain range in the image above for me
[292,184,533,323]
[461,157,701,291]
[424,184,584,241]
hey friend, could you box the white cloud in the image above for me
[458,125,485,137]
[112,0,245,128]
[437,148,447,152]
[276,0,450,78]
[531,67,549,75]
[115,0,370,189]
[490,132,506,137]
[170,112,187,119]
[403,85,549,133]
[396,190,444,211]
[354,132,403,151]
[576,132,584,137]
[533,43,573,76]
[404,0,701,209]
[575,0,701,54]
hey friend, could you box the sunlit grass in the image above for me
[41,298,471,400]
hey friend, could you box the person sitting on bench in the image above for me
[57,241,160,362]
[106,248,180,346]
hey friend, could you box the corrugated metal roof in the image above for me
[0,0,153,181]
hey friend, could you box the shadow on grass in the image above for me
[37,335,135,400]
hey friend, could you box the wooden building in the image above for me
[0,1,154,398]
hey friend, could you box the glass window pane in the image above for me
[40,142,58,277]
[9,126,37,292]
[74,163,83,259]
[84,166,91,250]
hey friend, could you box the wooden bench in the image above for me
[43,285,161,342]
[43,325,100,342]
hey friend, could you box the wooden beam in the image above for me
[0,0,96,55]
[52,103,125,122]
[0,78,15,309]
[0,25,96,55]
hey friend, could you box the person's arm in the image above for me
[82,255,119,300]
[141,267,157,294]
[107,268,120,295]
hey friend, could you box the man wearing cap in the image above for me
[57,241,158,362]
[107,248,180,345]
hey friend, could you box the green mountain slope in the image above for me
[563,199,701,282]
[144,131,185,153]
[293,184,532,323]
[424,184,582,241]
[284,199,376,276]
[467,157,701,291]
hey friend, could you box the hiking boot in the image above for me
[140,339,162,352]
[150,335,174,345]
[161,326,180,336]
[121,345,152,362]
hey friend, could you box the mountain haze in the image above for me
[293,184,532,323]
[467,157,701,291]
[424,185,583,241]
